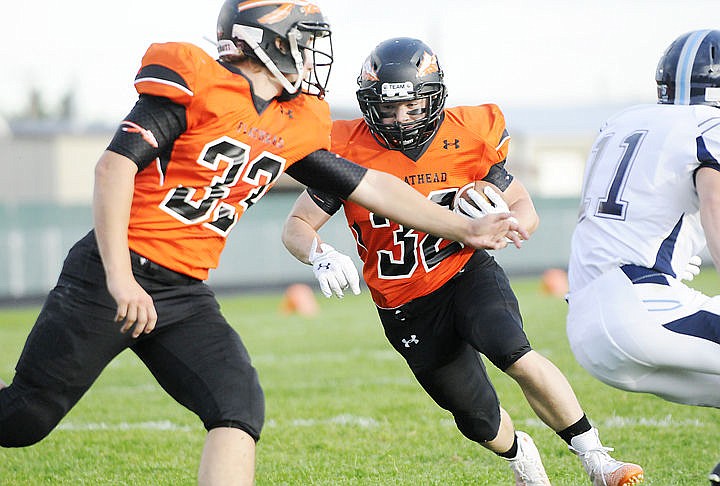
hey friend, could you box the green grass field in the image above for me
[0,273,718,485]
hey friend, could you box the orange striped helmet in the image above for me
[217,1,333,98]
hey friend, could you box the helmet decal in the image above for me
[301,3,321,14]
[417,52,439,77]
[675,30,712,105]
[381,82,414,98]
[360,58,379,82]
[257,4,294,24]
[707,87,720,103]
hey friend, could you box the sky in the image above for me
[1,0,717,125]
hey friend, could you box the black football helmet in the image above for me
[357,37,447,152]
[656,29,720,107]
[217,0,333,98]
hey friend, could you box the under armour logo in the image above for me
[317,263,331,270]
[280,106,294,119]
[402,335,419,347]
[443,139,460,149]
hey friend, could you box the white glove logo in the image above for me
[308,239,361,298]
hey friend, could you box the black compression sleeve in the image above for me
[285,149,368,200]
[482,161,514,191]
[106,95,187,171]
[306,188,343,216]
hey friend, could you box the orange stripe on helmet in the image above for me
[257,4,293,24]
[301,3,321,14]
[359,58,379,82]
[417,52,439,77]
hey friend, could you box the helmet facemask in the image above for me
[358,82,446,151]
[356,37,448,154]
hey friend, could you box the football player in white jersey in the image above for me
[566,29,720,483]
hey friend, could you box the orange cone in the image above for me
[280,283,319,317]
[540,268,569,298]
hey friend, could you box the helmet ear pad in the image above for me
[656,29,720,107]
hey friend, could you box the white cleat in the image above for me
[507,431,552,486]
[709,461,720,485]
[576,447,644,486]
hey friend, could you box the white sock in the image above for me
[570,427,603,453]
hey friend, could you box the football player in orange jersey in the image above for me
[282,37,644,486]
[0,4,525,486]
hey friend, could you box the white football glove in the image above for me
[455,186,514,222]
[454,186,518,245]
[308,239,361,298]
[680,255,702,281]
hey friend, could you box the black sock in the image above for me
[496,432,519,459]
[557,414,592,445]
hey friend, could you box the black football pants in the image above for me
[377,250,531,442]
[0,231,264,447]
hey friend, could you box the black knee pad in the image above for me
[414,346,501,443]
[0,386,67,447]
[453,404,501,443]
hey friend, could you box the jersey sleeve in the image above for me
[134,42,204,108]
[482,161,514,191]
[470,104,510,162]
[330,119,359,154]
[280,95,333,164]
[697,117,720,169]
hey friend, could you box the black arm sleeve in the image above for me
[106,94,187,171]
[482,161,514,191]
[285,149,368,200]
[306,188,344,216]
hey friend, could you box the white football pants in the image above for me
[567,266,720,408]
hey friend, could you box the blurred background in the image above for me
[0,0,716,302]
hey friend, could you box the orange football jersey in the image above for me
[127,42,331,279]
[332,104,510,308]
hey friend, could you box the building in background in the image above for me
[0,104,626,301]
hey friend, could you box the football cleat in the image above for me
[506,431,552,486]
[575,447,644,486]
[709,461,720,485]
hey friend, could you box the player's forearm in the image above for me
[282,216,318,265]
[504,180,539,235]
[701,204,720,273]
[348,169,469,242]
[282,191,334,264]
[510,197,540,235]
[93,151,138,281]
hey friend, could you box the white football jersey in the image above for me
[568,103,720,293]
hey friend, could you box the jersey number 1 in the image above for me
[581,130,647,221]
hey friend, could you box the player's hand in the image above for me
[455,187,510,217]
[465,212,529,250]
[308,240,361,298]
[455,188,521,246]
[680,255,702,281]
[106,275,158,338]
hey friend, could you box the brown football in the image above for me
[451,180,506,214]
